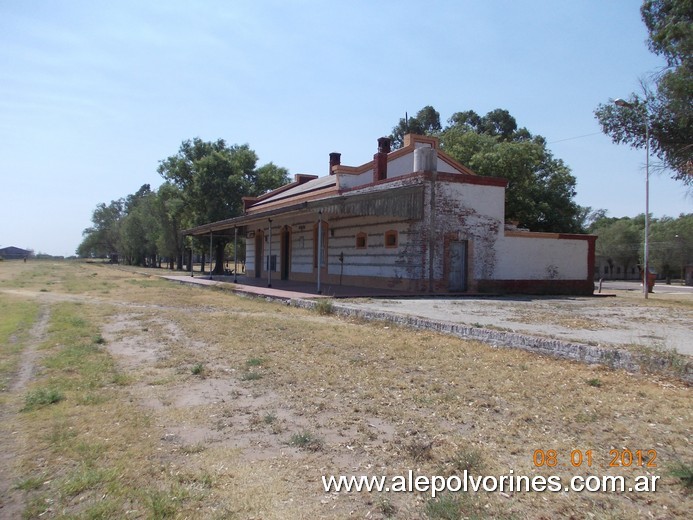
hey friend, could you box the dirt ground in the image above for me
[0,261,691,519]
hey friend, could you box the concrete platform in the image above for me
[160,274,414,300]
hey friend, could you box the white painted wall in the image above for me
[494,236,588,280]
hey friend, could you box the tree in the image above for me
[590,216,644,279]
[158,138,290,273]
[391,107,585,232]
[589,212,692,280]
[77,199,125,261]
[648,213,693,279]
[594,0,692,186]
[155,182,187,269]
[391,106,442,149]
[119,185,160,267]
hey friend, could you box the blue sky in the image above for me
[1,0,690,257]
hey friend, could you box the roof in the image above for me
[252,174,337,207]
[183,133,508,236]
[0,246,31,258]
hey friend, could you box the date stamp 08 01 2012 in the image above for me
[533,448,657,469]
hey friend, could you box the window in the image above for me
[384,230,398,248]
[355,232,367,249]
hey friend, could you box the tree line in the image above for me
[590,212,692,280]
[77,138,290,273]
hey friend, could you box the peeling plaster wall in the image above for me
[494,236,588,280]
[327,217,419,281]
[429,181,505,282]
[243,172,593,294]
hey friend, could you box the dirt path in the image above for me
[0,304,50,519]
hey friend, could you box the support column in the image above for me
[317,211,323,294]
[267,219,272,288]
[233,227,238,283]
[208,232,213,280]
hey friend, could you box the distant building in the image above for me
[593,256,642,281]
[185,134,596,295]
[0,246,32,260]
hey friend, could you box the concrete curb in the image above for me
[291,298,692,384]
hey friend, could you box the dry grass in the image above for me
[0,260,690,519]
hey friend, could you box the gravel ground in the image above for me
[339,285,693,356]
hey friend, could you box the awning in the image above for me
[183,184,424,237]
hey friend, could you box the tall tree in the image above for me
[119,186,160,267]
[155,182,187,269]
[158,138,289,273]
[77,199,125,261]
[594,0,692,186]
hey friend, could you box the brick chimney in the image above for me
[373,137,391,182]
[329,152,341,175]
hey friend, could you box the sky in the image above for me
[1,0,690,257]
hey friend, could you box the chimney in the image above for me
[373,137,391,182]
[329,152,341,175]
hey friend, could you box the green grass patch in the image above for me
[40,304,118,393]
[425,494,461,520]
[246,357,265,367]
[288,430,323,451]
[22,387,64,411]
[0,298,40,391]
[241,371,263,381]
[14,474,46,492]
[669,461,693,489]
[59,463,118,497]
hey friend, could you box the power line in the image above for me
[548,132,603,144]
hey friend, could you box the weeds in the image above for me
[425,494,460,520]
[22,387,64,411]
[289,430,323,451]
[406,439,434,461]
[669,461,693,489]
[246,357,265,367]
[191,362,204,375]
[442,447,485,476]
[241,371,262,381]
[587,378,602,387]
[378,498,396,517]
[314,299,334,315]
